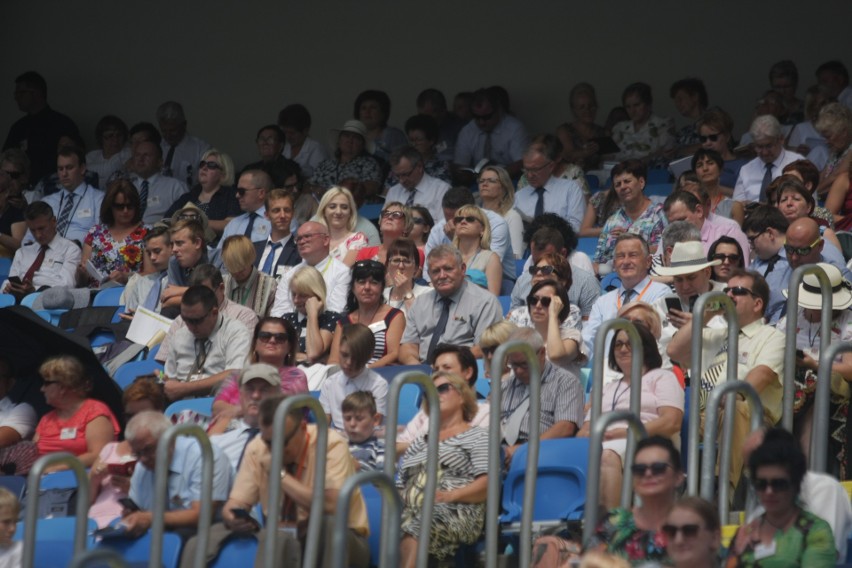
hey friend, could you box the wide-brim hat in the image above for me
[655,241,720,276]
[782,262,852,310]
[329,119,376,155]
[33,287,91,310]
[168,202,217,244]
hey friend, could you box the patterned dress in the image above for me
[398,426,489,560]
[83,223,148,287]
[587,507,670,566]
[592,202,667,264]
[725,510,836,567]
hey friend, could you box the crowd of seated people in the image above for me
[2,59,852,566]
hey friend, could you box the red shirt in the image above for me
[36,399,120,456]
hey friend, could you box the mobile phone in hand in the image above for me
[230,507,260,529]
[664,297,681,313]
[119,497,140,512]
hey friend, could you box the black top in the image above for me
[281,311,342,353]
[165,184,242,221]
[0,204,24,237]
[4,106,80,181]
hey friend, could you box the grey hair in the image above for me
[662,221,701,254]
[815,102,852,137]
[125,410,172,442]
[427,244,463,267]
[156,101,186,123]
[508,327,544,352]
[749,115,782,141]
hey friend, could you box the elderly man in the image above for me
[162,285,251,401]
[513,144,586,232]
[156,101,211,187]
[501,328,583,467]
[668,269,785,495]
[254,188,301,278]
[131,140,187,223]
[733,115,804,205]
[663,191,750,265]
[3,201,79,300]
[39,146,104,244]
[122,410,231,538]
[786,217,852,280]
[743,206,791,323]
[219,169,273,246]
[270,221,350,314]
[399,245,503,364]
[385,145,450,224]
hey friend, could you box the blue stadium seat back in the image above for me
[95,529,183,568]
[114,360,164,390]
[599,273,622,292]
[146,343,161,360]
[90,331,116,348]
[14,517,97,568]
[20,291,41,308]
[0,258,11,282]
[579,368,591,393]
[576,237,597,258]
[681,386,690,473]
[0,476,26,502]
[357,203,383,222]
[515,259,525,278]
[498,295,511,316]
[0,293,15,308]
[500,437,590,524]
[42,308,68,326]
[360,483,383,565]
[474,371,491,399]
[39,469,79,490]
[373,365,433,424]
[646,169,671,185]
[585,174,600,190]
[34,309,52,323]
[165,397,215,418]
[92,286,125,307]
[643,183,673,197]
[210,534,259,567]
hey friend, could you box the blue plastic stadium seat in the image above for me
[0,258,11,282]
[13,517,97,568]
[95,529,183,568]
[39,469,79,490]
[20,291,41,308]
[165,397,215,418]
[498,295,511,316]
[92,286,125,307]
[372,365,433,424]
[643,183,673,197]
[576,237,597,258]
[113,360,164,389]
[0,293,15,308]
[210,534,259,568]
[646,168,671,184]
[0,476,26,501]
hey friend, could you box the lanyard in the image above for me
[616,279,654,309]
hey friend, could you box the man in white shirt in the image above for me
[131,140,188,224]
[156,101,212,188]
[270,221,350,314]
[40,146,104,244]
[219,169,272,246]
[0,357,36,452]
[514,144,586,232]
[254,189,300,278]
[3,201,80,299]
[385,146,449,224]
[732,115,804,204]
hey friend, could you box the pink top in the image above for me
[36,399,119,456]
[584,368,684,428]
[88,442,133,528]
[355,246,425,266]
[214,366,309,406]
[702,214,750,265]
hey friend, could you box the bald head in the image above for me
[786,217,823,268]
[295,220,330,265]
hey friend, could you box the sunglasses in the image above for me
[112,203,135,210]
[698,133,721,143]
[783,236,821,257]
[411,217,427,225]
[527,295,552,308]
[661,524,700,539]
[1,169,22,180]
[381,210,405,220]
[177,212,200,221]
[630,461,672,477]
[712,253,740,263]
[42,379,61,386]
[235,186,258,197]
[529,265,555,277]
[754,477,792,492]
[435,383,454,394]
[258,331,288,343]
[724,286,757,298]
[454,215,479,225]
[183,310,213,325]
[199,160,222,171]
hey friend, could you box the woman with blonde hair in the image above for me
[278,266,341,364]
[221,235,277,317]
[477,165,524,258]
[452,205,502,295]
[480,320,518,381]
[313,185,367,266]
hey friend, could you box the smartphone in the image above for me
[107,460,137,477]
[7,276,21,285]
[119,497,140,512]
[92,525,129,539]
[664,297,681,313]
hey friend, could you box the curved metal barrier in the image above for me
[783,264,832,431]
[69,548,128,568]
[700,381,763,522]
[583,411,647,545]
[485,340,541,568]
[383,370,440,568]
[589,319,645,503]
[687,291,738,496]
[330,470,403,568]
[813,341,852,472]
[23,452,90,568]
[264,394,328,568]
[150,423,214,568]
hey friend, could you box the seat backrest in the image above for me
[20,291,41,308]
[113,360,164,389]
[0,476,26,502]
[95,530,183,568]
[0,293,15,308]
[165,397,215,418]
[210,534,259,568]
[92,286,126,307]
[14,517,97,568]
[373,365,433,424]
[498,295,511,316]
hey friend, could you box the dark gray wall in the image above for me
[3,0,849,169]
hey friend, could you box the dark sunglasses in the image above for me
[454,215,479,225]
[435,383,454,394]
[112,203,135,210]
[529,265,555,277]
[784,237,821,257]
[754,477,792,492]
[711,253,740,263]
[698,133,721,143]
[199,160,222,170]
[724,286,757,298]
[183,310,213,325]
[661,523,700,539]
[257,331,288,343]
[630,461,672,477]
[412,217,427,225]
[527,295,552,308]
[1,170,22,180]
[235,187,256,197]
[381,210,405,220]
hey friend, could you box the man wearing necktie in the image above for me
[218,169,272,247]
[512,143,587,232]
[122,226,172,316]
[732,115,804,205]
[131,140,188,224]
[743,206,793,323]
[156,101,211,188]
[255,189,301,277]
[40,146,104,244]
[384,145,449,225]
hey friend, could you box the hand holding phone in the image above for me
[119,497,140,513]
[664,297,681,313]
[229,507,260,531]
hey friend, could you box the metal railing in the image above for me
[813,342,852,471]
[700,381,763,522]
[583,411,647,545]
[150,423,214,568]
[783,264,832,431]
[23,453,90,568]
[264,394,328,568]
[330,470,403,568]
[485,340,541,568]
[687,292,738,496]
[589,319,644,435]
[383,370,440,568]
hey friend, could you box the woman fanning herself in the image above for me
[398,372,489,568]
[451,205,502,296]
[383,237,430,316]
[313,185,367,266]
[329,260,405,368]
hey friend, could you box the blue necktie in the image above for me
[138,180,149,216]
[426,297,453,362]
[261,242,282,275]
[56,192,75,237]
[244,212,258,237]
[534,187,546,218]
[141,275,163,311]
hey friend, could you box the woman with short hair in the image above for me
[278,266,341,364]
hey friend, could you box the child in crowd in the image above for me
[341,391,385,471]
[0,487,21,568]
[320,323,388,429]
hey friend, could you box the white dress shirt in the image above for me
[732,148,805,203]
[270,255,351,315]
[257,234,294,277]
[133,173,188,224]
[385,173,450,227]
[39,183,104,244]
[5,233,80,290]
[514,176,586,232]
[164,314,252,381]
[161,134,212,187]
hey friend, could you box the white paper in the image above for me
[126,307,173,346]
[85,259,108,283]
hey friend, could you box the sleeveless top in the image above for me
[465,249,493,289]
[341,307,403,363]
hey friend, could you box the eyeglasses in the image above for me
[183,309,213,325]
[698,133,721,143]
[295,232,324,244]
[235,186,258,197]
[42,379,61,386]
[478,177,500,185]
[630,461,672,477]
[784,236,822,257]
[177,212,200,221]
[199,160,222,171]
[522,161,553,176]
[527,295,552,308]
[529,265,555,277]
[754,477,792,492]
[381,210,405,220]
[454,215,479,225]
[435,383,455,394]
[724,286,757,298]
[746,230,766,246]
[613,340,632,351]
[661,524,701,539]
[1,169,22,180]
[712,253,740,264]
[112,203,135,210]
[258,331,288,343]
[507,360,530,370]
[411,217,427,225]
[388,257,414,267]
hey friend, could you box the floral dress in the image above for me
[588,507,670,566]
[84,224,148,287]
[725,510,836,567]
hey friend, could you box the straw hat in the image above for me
[655,241,720,276]
[329,119,375,155]
[782,263,852,310]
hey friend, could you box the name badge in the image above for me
[753,540,777,560]
[78,208,93,218]
[256,225,268,235]
[44,258,55,267]
[739,352,749,366]
[368,320,387,334]
[60,427,77,440]
[149,196,161,205]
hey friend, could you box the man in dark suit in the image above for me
[254,188,300,278]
